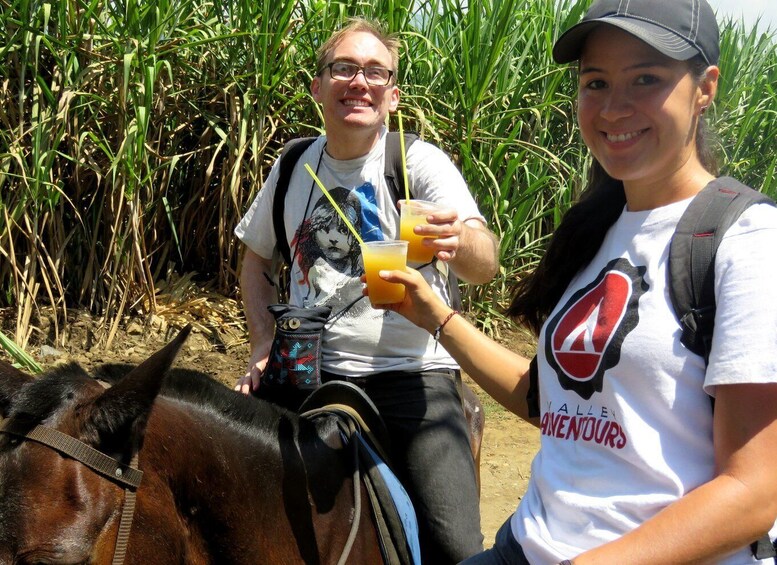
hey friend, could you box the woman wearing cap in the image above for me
[374,0,777,563]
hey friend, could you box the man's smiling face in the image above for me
[311,31,399,140]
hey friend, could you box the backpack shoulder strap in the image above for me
[384,131,419,206]
[668,177,775,361]
[273,137,317,265]
[526,355,540,419]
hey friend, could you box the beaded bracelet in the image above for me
[433,310,459,341]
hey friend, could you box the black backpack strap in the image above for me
[384,131,419,205]
[668,177,774,361]
[273,137,317,265]
[751,537,777,560]
[274,133,416,266]
[526,355,540,419]
[669,179,776,559]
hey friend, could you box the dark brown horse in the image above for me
[0,327,484,564]
[0,327,386,564]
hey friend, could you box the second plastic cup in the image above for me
[361,240,408,305]
[399,199,441,263]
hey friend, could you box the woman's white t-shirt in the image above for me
[513,197,777,564]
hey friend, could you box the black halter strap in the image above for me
[0,417,142,565]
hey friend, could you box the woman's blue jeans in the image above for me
[459,516,530,565]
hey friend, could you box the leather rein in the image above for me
[0,416,142,565]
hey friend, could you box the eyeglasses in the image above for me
[321,61,394,86]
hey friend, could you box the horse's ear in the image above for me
[85,325,192,459]
[0,359,34,417]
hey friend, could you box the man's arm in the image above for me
[418,212,500,284]
[235,248,278,394]
[448,218,500,284]
[403,142,500,284]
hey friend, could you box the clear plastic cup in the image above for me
[399,199,442,263]
[360,240,408,305]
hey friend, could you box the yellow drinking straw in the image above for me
[397,110,411,201]
[304,163,364,245]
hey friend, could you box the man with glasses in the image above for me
[234,17,498,563]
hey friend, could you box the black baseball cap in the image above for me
[553,0,720,66]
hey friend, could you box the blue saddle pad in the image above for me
[359,437,422,565]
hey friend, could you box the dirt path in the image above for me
[478,406,539,546]
[467,325,540,546]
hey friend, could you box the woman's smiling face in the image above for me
[576,26,715,198]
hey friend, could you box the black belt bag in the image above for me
[263,304,332,391]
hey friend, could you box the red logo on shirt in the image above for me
[545,258,647,400]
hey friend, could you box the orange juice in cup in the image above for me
[361,240,408,305]
[399,199,441,263]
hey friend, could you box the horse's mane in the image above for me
[93,363,297,431]
[7,362,98,424]
[6,361,334,443]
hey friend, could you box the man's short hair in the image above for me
[316,17,401,78]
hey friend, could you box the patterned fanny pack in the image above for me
[263,304,332,391]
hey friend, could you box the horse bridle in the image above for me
[0,410,384,565]
[0,417,142,565]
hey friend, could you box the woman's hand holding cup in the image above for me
[363,267,452,335]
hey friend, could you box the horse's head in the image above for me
[0,325,191,564]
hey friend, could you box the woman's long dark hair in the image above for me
[508,56,720,336]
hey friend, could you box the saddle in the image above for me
[300,381,421,565]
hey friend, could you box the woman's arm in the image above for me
[572,382,777,564]
[376,268,538,424]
